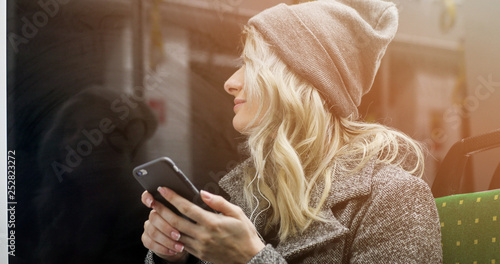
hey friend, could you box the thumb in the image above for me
[200,190,242,218]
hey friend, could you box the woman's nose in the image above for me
[224,67,245,95]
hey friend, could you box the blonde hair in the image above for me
[240,25,424,241]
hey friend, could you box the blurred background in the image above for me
[6,0,500,263]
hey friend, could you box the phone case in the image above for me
[133,157,212,218]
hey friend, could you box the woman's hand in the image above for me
[141,191,189,263]
[141,187,265,264]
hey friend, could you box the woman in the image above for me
[141,0,443,263]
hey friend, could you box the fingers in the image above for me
[157,187,211,225]
[177,235,200,257]
[148,210,183,243]
[141,191,154,208]
[152,192,199,238]
[200,190,243,218]
[141,232,178,257]
[143,212,185,254]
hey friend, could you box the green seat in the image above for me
[436,189,500,264]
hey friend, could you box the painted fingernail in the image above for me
[171,231,181,241]
[174,243,184,253]
[146,198,153,208]
[200,190,212,200]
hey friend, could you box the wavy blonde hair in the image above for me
[240,25,424,241]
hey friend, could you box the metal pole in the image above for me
[133,0,145,98]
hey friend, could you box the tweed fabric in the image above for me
[145,158,442,263]
[248,0,398,118]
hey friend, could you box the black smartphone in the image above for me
[133,157,214,218]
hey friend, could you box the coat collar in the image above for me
[218,158,375,258]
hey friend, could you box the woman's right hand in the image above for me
[141,191,189,263]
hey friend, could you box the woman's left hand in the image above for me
[153,187,266,264]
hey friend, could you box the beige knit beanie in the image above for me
[248,0,398,118]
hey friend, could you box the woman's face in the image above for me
[224,66,260,133]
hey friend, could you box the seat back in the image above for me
[435,189,500,263]
[432,129,500,198]
[489,161,500,190]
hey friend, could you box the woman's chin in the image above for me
[232,119,244,133]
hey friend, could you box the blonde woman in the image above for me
[141,0,442,263]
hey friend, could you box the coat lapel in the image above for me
[218,158,376,259]
[325,159,374,208]
[274,208,349,259]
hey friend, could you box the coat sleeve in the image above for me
[145,250,170,264]
[146,247,287,264]
[145,250,200,264]
[247,244,288,264]
[349,167,443,263]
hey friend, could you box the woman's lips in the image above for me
[234,99,246,112]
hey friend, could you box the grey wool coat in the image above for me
[145,158,443,264]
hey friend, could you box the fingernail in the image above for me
[157,186,165,194]
[146,198,153,208]
[200,190,212,200]
[171,231,181,241]
[174,243,184,253]
[168,249,177,255]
